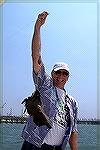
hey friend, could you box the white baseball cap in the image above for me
[52,62,70,72]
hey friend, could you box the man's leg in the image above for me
[21,140,39,150]
[21,141,62,150]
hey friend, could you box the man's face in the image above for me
[51,69,69,89]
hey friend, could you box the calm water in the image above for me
[0,123,100,150]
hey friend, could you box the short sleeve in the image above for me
[72,100,78,132]
[32,63,51,91]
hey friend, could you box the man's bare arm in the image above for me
[69,131,78,150]
[31,11,49,74]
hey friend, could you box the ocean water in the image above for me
[0,123,100,150]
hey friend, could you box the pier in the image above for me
[0,116,100,124]
[77,119,100,125]
[0,116,27,124]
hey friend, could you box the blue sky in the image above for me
[2,2,98,119]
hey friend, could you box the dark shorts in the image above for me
[21,140,62,150]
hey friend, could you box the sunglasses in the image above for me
[55,70,69,76]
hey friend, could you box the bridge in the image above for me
[0,116,100,124]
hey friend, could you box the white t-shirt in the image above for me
[43,87,68,146]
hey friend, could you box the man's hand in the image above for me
[35,11,49,29]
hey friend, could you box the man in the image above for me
[21,11,78,150]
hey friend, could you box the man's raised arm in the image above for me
[31,11,49,74]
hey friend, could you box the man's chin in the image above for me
[55,83,65,89]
